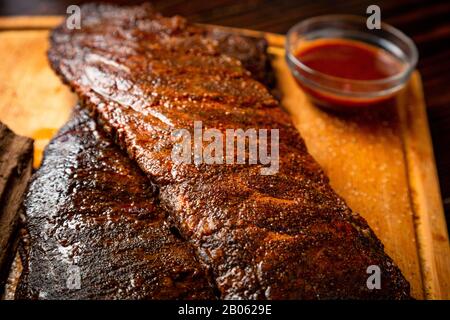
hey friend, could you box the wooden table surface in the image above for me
[1,0,449,235]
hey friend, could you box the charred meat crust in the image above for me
[48,3,410,299]
[16,106,215,299]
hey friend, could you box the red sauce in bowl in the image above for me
[292,38,407,108]
[297,39,404,80]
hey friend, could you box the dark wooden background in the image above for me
[1,0,449,233]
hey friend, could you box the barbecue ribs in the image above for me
[47,3,410,299]
[15,106,215,299]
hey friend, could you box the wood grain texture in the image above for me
[0,30,76,167]
[0,17,448,299]
[396,76,450,299]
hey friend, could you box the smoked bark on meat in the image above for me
[15,106,215,299]
[48,4,410,299]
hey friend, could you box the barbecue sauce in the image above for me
[294,38,406,108]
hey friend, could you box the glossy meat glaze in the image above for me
[16,106,215,299]
[47,4,410,299]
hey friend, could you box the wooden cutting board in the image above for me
[0,16,449,300]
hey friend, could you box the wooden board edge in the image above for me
[199,23,285,48]
[0,16,286,49]
[0,16,63,30]
[397,73,450,299]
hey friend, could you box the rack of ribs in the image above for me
[47,3,410,299]
[15,106,215,299]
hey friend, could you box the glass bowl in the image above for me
[285,15,418,110]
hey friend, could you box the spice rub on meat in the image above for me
[48,3,410,299]
[16,106,215,299]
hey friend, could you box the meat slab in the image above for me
[15,106,215,299]
[0,123,33,295]
[48,3,410,299]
